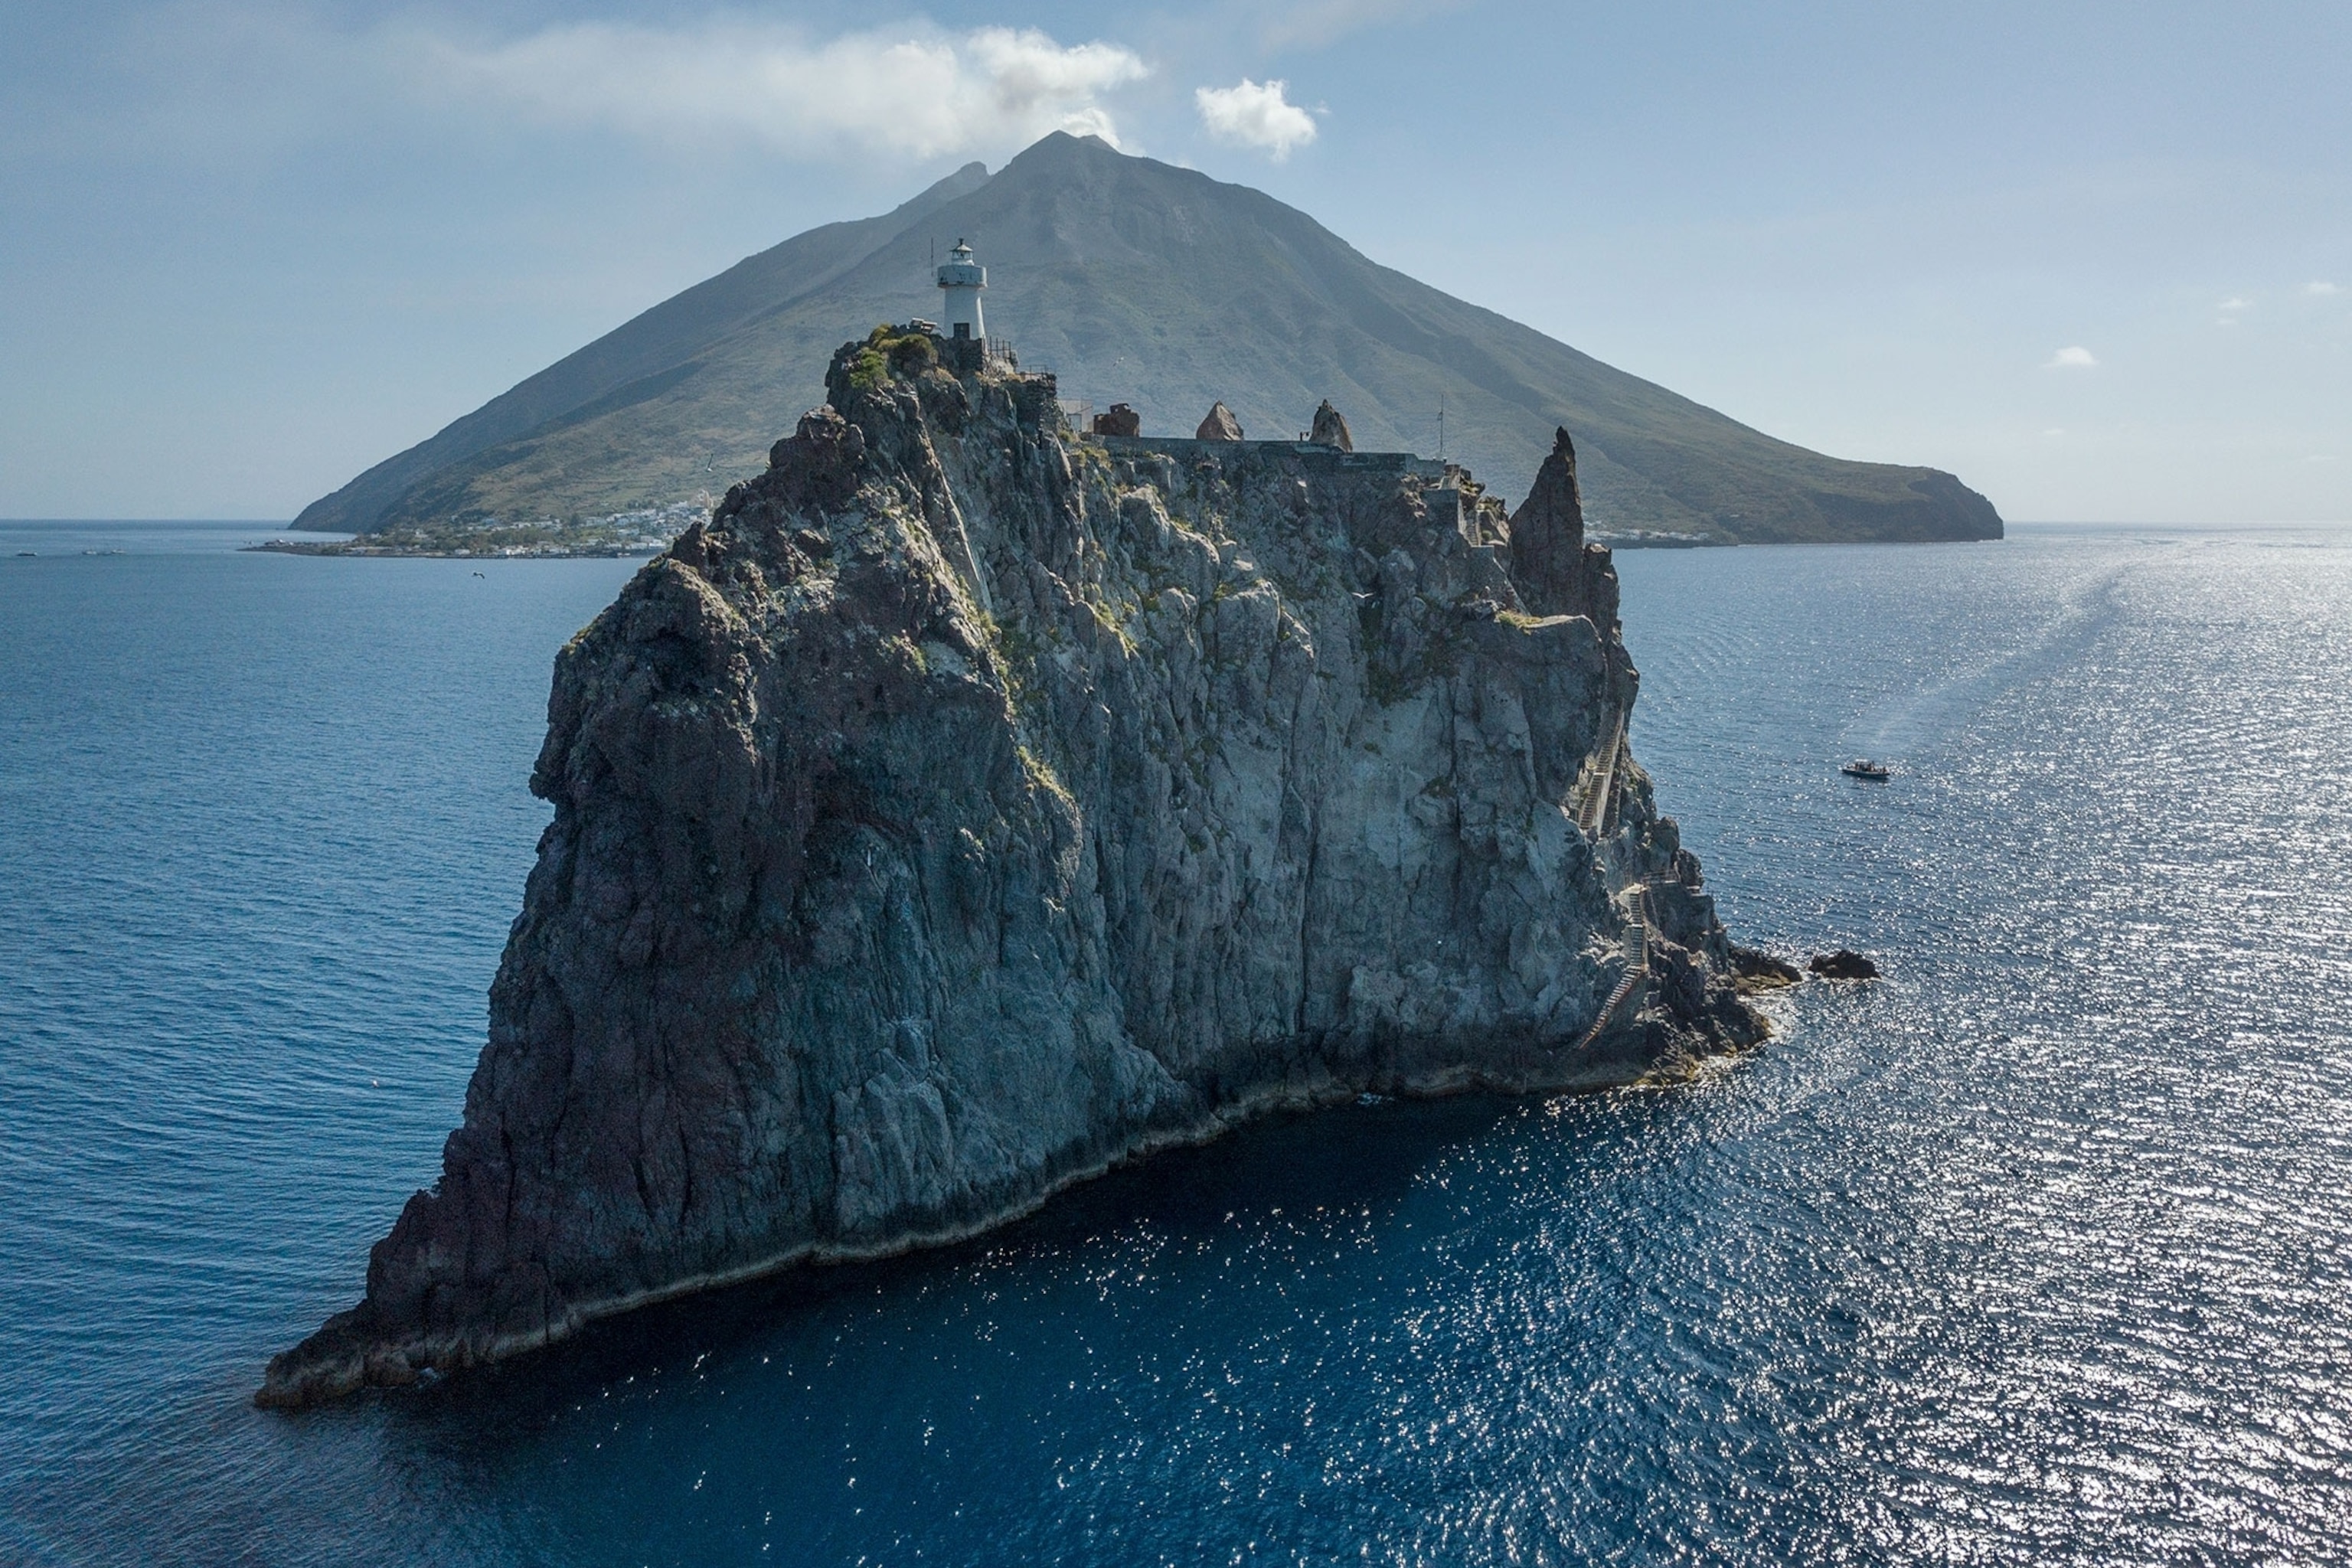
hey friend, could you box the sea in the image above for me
[2,518,2347,1566]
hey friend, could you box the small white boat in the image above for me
[1841,759,1890,781]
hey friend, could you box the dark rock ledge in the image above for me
[1808,949,1880,980]
[259,335,1764,1409]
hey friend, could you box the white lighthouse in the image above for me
[936,238,986,342]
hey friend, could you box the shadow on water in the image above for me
[384,1092,1528,1448]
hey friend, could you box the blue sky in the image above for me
[2,1,2346,522]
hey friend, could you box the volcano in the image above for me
[297,132,2001,547]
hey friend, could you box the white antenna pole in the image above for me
[1438,391,1447,462]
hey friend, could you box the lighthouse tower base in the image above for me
[939,335,1014,376]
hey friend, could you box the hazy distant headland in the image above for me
[278,134,2001,559]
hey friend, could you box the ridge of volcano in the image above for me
[296,134,2001,549]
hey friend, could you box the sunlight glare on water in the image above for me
[2,523,2347,1565]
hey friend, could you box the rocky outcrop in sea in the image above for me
[259,328,1763,1408]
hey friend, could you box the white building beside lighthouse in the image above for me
[936,239,986,341]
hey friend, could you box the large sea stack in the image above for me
[260,330,1763,1407]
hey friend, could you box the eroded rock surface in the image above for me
[1196,401,1244,441]
[1310,400,1354,452]
[260,339,1762,1408]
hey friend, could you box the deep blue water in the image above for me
[4,521,2349,1566]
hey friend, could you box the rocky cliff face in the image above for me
[260,331,1762,1408]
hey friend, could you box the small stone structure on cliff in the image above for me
[259,320,1764,1409]
[1196,401,1244,440]
[1310,399,1354,452]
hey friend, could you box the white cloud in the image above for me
[2311,281,2341,296]
[2217,296,2249,311]
[420,21,1148,160]
[2044,345,2099,369]
[1194,78,1318,158]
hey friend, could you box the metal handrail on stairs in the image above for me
[1570,715,1626,838]
[1568,883,1649,1054]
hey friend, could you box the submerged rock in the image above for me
[259,339,1763,1408]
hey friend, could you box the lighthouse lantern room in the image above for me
[936,239,987,341]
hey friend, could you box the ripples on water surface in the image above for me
[2,522,2348,1565]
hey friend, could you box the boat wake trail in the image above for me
[1844,562,2129,763]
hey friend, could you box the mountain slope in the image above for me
[295,161,991,534]
[305,134,2000,546]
